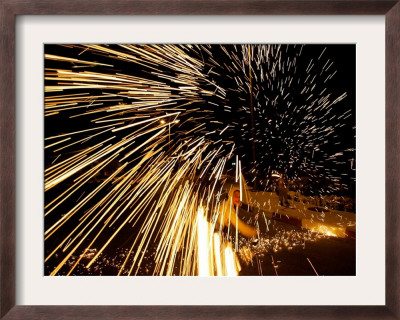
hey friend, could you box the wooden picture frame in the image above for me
[1,1,399,319]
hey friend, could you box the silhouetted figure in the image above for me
[277,177,290,207]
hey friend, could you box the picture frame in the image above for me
[1,1,399,319]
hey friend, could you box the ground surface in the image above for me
[45,216,355,276]
[238,219,355,276]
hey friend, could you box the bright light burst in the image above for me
[44,44,355,276]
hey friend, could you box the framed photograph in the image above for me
[1,1,399,319]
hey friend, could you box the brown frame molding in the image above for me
[1,1,399,319]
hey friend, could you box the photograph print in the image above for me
[44,44,356,276]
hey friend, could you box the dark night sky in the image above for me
[45,44,355,195]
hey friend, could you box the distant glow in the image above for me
[302,220,346,238]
